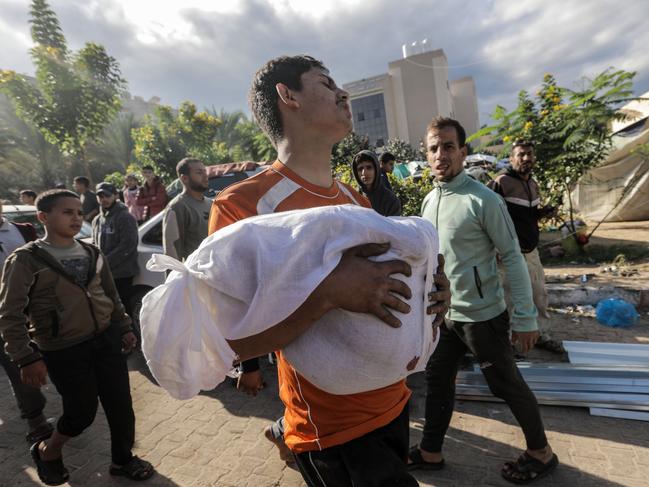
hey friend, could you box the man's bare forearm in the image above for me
[227,287,331,361]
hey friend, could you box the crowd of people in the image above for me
[0,54,562,486]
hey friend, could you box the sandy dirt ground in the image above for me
[541,220,649,288]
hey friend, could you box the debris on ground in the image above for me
[552,305,596,317]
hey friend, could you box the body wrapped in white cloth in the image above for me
[140,204,439,399]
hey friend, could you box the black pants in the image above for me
[41,326,135,465]
[421,311,547,453]
[0,337,47,420]
[114,276,134,316]
[295,403,418,487]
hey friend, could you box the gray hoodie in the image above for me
[91,201,139,279]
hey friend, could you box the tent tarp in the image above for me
[573,118,649,222]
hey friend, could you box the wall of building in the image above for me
[388,49,452,149]
[344,48,479,152]
[450,77,480,138]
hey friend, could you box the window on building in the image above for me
[358,112,365,122]
[374,109,381,119]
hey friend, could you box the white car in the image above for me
[2,204,92,239]
[104,163,269,332]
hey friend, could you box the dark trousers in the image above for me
[114,276,134,316]
[295,403,418,487]
[41,326,135,465]
[421,311,547,453]
[0,337,47,420]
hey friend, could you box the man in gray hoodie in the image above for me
[92,182,139,314]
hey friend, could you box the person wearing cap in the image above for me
[92,182,139,315]
[351,150,401,217]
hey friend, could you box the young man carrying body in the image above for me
[0,190,154,485]
[488,140,562,354]
[73,176,99,222]
[411,117,558,484]
[352,150,401,217]
[0,200,53,444]
[163,158,212,261]
[208,55,450,486]
[92,182,139,316]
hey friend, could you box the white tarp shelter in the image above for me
[573,92,649,222]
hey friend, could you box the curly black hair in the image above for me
[249,55,325,145]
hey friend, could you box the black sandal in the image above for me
[502,452,559,484]
[30,441,69,486]
[406,445,445,471]
[109,455,155,481]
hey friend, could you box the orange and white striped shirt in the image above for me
[208,160,411,453]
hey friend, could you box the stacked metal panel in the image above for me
[455,341,649,421]
[563,341,649,366]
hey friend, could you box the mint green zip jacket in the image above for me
[421,170,538,332]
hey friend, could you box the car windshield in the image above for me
[3,211,91,239]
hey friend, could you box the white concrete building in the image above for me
[343,48,479,149]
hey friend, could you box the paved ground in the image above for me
[3,242,649,487]
[2,317,649,487]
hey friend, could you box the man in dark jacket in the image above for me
[488,140,562,354]
[351,150,401,216]
[0,200,53,444]
[92,182,139,314]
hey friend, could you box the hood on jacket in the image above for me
[351,150,381,194]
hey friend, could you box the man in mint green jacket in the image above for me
[409,117,558,484]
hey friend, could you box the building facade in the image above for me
[343,48,479,151]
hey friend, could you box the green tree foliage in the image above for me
[0,0,125,163]
[389,169,435,217]
[329,132,433,216]
[79,113,141,184]
[133,105,280,181]
[132,102,225,178]
[470,69,636,230]
[383,138,423,162]
[331,132,370,184]
[0,95,67,197]
[207,108,277,162]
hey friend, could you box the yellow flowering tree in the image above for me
[469,69,636,240]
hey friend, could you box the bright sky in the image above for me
[1,0,648,124]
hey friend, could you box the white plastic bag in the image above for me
[140,255,237,399]
[140,205,439,398]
